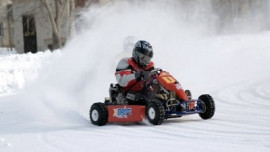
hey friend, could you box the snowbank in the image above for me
[0,48,16,55]
[0,50,61,96]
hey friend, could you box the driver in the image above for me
[115,40,154,93]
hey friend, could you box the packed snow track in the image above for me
[1,78,269,152]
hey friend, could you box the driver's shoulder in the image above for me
[116,57,131,71]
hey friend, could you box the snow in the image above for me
[0,48,16,55]
[0,1,270,152]
[0,50,61,96]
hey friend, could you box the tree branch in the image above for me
[41,0,62,48]
[60,0,68,20]
[58,0,69,28]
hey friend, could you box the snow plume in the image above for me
[211,0,270,34]
[1,0,270,131]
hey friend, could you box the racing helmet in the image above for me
[132,40,153,68]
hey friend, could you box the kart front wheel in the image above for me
[198,94,215,119]
[90,102,108,126]
[146,100,165,125]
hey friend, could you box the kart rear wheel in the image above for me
[90,103,108,126]
[146,100,165,125]
[198,94,215,119]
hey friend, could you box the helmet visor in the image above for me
[137,52,152,66]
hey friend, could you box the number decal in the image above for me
[162,76,176,83]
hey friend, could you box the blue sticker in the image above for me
[113,107,132,118]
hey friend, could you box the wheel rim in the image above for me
[200,102,206,113]
[148,107,156,120]
[91,109,99,121]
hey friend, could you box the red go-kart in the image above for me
[89,69,215,126]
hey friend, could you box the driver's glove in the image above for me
[142,71,151,81]
[135,71,151,81]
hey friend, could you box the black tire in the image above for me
[146,100,165,125]
[89,103,108,126]
[198,94,215,119]
[185,90,192,100]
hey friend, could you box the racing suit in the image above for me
[115,57,154,92]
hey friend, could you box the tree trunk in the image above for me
[69,0,76,38]
[53,0,62,49]
[41,0,63,50]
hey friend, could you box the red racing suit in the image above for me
[115,58,154,92]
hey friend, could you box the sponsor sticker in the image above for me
[113,107,132,118]
[126,93,135,100]
[162,76,176,83]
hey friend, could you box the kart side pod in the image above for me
[107,105,146,123]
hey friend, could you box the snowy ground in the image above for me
[0,50,61,96]
[1,1,270,152]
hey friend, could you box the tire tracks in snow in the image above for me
[210,78,270,148]
[34,78,270,152]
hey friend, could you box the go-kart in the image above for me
[89,69,215,126]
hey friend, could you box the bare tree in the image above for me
[13,0,76,50]
[40,0,70,50]
[68,0,76,37]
